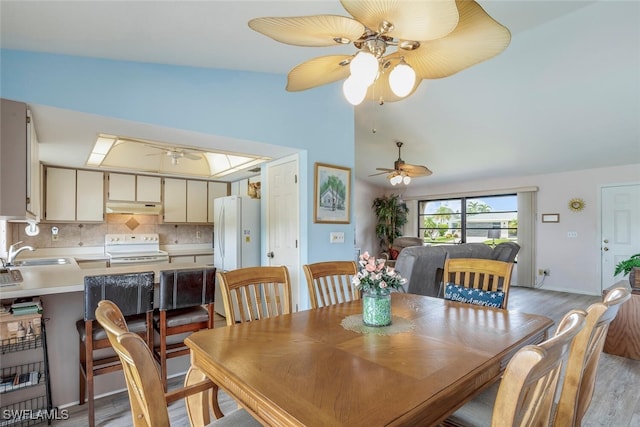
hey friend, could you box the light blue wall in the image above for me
[1,49,356,269]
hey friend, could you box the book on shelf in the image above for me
[0,371,39,393]
[10,298,43,315]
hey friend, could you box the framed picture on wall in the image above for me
[314,163,351,224]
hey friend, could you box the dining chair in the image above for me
[442,309,587,427]
[442,258,514,309]
[553,285,631,426]
[303,260,359,309]
[154,267,216,393]
[77,271,155,427]
[216,266,291,326]
[95,300,259,427]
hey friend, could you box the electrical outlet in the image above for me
[330,232,345,244]
[538,268,550,276]
[196,230,201,239]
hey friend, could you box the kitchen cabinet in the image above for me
[0,99,40,221]
[163,178,212,224]
[207,182,228,222]
[187,180,208,223]
[108,173,161,203]
[44,167,104,222]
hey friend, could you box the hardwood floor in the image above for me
[52,287,640,426]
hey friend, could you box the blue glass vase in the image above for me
[362,291,392,327]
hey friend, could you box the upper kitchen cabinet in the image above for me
[0,99,40,221]
[44,166,104,222]
[163,178,214,224]
[108,173,161,203]
[207,182,229,223]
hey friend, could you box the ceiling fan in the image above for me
[370,141,432,185]
[249,0,510,105]
[145,144,201,165]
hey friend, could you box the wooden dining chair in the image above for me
[95,300,260,427]
[442,258,514,309]
[154,267,216,392]
[216,266,291,326]
[553,285,631,426]
[77,271,155,427]
[443,309,587,427]
[303,260,359,308]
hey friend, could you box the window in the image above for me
[418,194,518,245]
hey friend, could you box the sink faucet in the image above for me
[7,241,35,265]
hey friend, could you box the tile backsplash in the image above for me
[9,214,213,249]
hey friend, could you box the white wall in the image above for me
[354,178,380,257]
[355,163,640,296]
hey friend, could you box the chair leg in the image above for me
[78,338,86,405]
[160,311,168,392]
[85,320,95,427]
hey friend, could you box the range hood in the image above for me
[105,202,162,215]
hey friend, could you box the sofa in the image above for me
[394,242,520,297]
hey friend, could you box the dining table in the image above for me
[184,293,554,426]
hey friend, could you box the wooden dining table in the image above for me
[184,293,554,426]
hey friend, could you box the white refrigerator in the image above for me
[213,195,261,315]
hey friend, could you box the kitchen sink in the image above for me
[11,258,73,267]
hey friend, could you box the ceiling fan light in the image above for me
[403,175,411,185]
[343,76,368,106]
[389,59,416,98]
[350,51,378,86]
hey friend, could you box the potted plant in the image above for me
[614,253,640,287]
[372,194,408,256]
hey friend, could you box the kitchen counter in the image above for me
[0,260,213,299]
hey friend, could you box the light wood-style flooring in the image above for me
[53,287,640,426]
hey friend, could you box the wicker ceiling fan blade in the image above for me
[248,15,365,47]
[182,152,201,160]
[399,163,432,177]
[364,68,422,103]
[286,55,352,92]
[368,170,390,177]
[340,0,458,41]
[393,0,511,79]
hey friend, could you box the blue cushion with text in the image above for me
[444,283,504,308]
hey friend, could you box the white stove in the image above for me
[105,233,169,265]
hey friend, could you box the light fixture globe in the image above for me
[350,51,378,86]
[343,76,368,105]
[389,58,416,98]
[402,175,411,185]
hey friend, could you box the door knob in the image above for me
[267,251,274,258]
[603,247,609,251]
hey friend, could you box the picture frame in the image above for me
[541,213,560,223]
[314,163,351,224]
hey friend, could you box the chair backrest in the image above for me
[158,267,216,311]
[217,266,291,326]
[442,258,513,309]
[95,300,170,427]
[491,309,587,427]
[303,261,359,309]
[84,271,154,320]
[554,286,631,426]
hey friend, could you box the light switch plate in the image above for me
[330,232,345,244]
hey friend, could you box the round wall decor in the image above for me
[568,198,585,212]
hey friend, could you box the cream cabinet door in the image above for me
[45,167,76,221]
[187,180,208,223]
[76,170,104,221]
[108,173,135,201]
[207,182,228,222]
[136,175,161,203]
[163,178,186,223]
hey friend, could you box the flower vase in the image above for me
[362,291,392,327]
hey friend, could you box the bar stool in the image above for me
[77,271,155,427]
[153,267,216,392]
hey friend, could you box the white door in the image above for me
[601,183,640,289]
[266,156,300,311]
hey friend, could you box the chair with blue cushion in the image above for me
[442,258,513,309]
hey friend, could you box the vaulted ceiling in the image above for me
[1,1,638,187]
